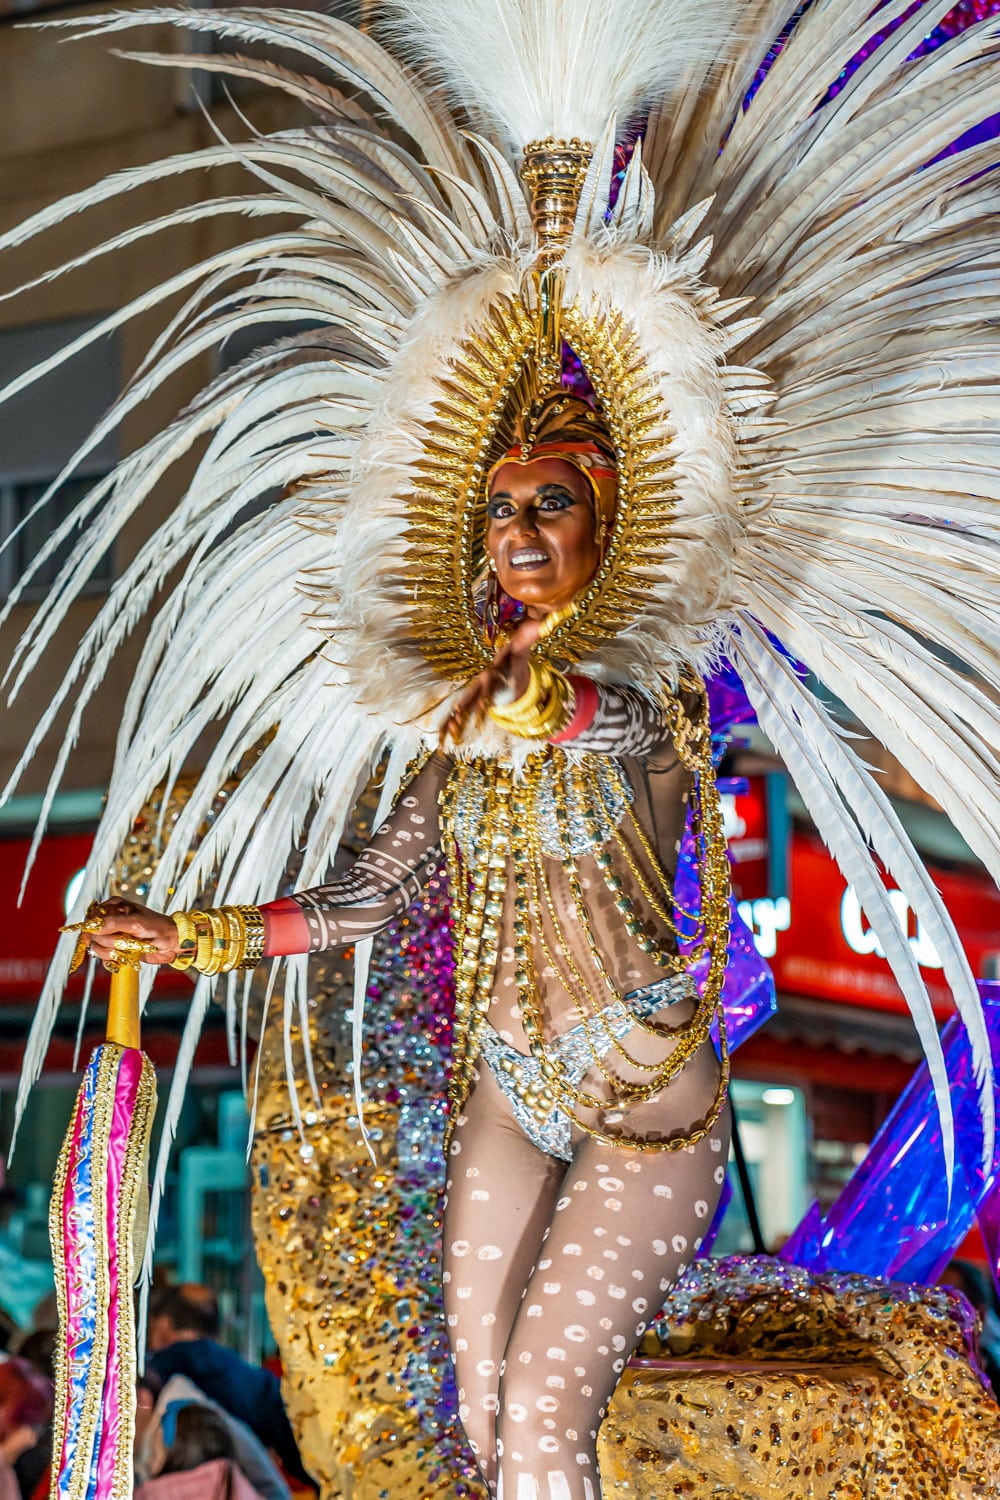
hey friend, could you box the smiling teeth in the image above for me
[511,550,548,564]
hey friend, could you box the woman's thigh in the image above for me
[442,1065,566,1467]
[495,1052,730,1487]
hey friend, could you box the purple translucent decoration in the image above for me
[978,1179,1000,1303]
[675,663,777,1059]
[781,982,1000,1284]
[706,657,756,738]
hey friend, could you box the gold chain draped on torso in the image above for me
[438,687,731,1152]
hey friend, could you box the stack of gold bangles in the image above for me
[169,905,265,974]
[488,661,574,739]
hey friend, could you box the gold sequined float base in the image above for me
[599,1256,1000,1499]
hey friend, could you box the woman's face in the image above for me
[486,456,604,616]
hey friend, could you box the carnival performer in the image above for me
[74,388,732,1500]
[5,0,1000,1497]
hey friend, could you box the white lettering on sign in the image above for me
[737,897,791,959]
[840,887,943,970]
[720,793,746,841]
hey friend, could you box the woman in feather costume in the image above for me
[3,0,1000,1496]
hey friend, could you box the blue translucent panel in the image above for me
[782,982,1000,1284]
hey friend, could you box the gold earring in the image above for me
[487,555,498,574]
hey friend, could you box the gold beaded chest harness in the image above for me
[438,681,730,1152]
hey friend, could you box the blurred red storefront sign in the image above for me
[736,830,1000,1018]
[0,833,189,1000]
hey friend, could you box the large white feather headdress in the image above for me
[2,0,998,1188]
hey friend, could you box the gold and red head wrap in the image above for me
[488,389,618,555]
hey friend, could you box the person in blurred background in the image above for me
[135,1370,289,1500]
[0,1358,52,1500]
[11,1330,56,1500]
[147,1285,312,1491]
[135,1404,265,1500]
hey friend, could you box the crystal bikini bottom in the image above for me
[478,973,696,1162]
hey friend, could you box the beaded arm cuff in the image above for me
[169,905,265,974]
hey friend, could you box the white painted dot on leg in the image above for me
[535,1396,560,1413]
[456,1287,472,1299]
[653,1184,672,1198]
[576,1290,595,1306]
[546,1347,566,1361]
[563,1243,582,1256]
[546,1375,566,1389]
[543,1282,562,1294]
[633,1297,648,1313]
[604,1198,622,1212]
[564,1325,588,1342]
[476,1359,495,1376]
[598,1177,623,1192]
[456,1338,468,1352]
[507,1403,527,1422]
[447,1314,457,1326]
[616,1235,632,1247]
[652,1238,666,1254]
[695,1199,708,1218]
[527,1304,542,1318]
[612,1335,627,1351]
[672,1235,688,1253]
[451,1240,471,1256]
[599,1317,612,1330]
[613,1358,625,1373]
[714,1165,726,1184]
[443,1271,452,1284]
[471,1189,490,1201]
[608,1285,627,1299]
[538,1258,553,1270]
[481,1312,495,1326]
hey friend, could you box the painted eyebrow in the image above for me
[487,483,579,502]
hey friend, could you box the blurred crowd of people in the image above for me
[0,1283,314,1500]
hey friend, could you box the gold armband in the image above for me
[488,660,574,740]
[168,904,265,974]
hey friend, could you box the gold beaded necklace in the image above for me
[438,682,731,1152]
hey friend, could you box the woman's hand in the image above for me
[443,616,544,743]
[63,898,180,968]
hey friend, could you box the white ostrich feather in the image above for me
[380,0,741,151]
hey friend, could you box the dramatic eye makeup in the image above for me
[486,484,580,519]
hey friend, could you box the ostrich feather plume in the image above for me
[379,0,740,149]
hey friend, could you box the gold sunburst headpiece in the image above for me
[397,134,678,685]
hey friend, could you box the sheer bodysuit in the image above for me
[261,679,729,1500]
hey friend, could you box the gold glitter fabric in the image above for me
[249,890,485,1500]
[596,1255,1000,1499]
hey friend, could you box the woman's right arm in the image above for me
[261,751,448,956]
[80,752,449,967]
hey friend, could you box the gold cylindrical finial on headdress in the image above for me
[520,137,593,268]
